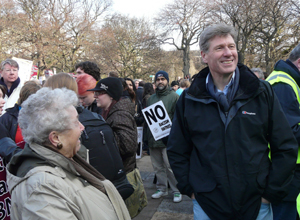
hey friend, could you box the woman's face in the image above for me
[58,106,84,158]
[126,80,133,91]
[0,90,6,115]
[94,91,113,110]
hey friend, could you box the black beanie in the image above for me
[87,77,123,101]
[154,71,169,82]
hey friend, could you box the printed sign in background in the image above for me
[136,127,143,159]
[142,101,172,141]
[12,57,33,85]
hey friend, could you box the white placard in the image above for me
[142,100,172,141]
[12,57,33,85]
[136,127,143,159]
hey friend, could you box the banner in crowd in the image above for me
[136,127,143,159]
[142,101,172,141]
[12,57,33,85]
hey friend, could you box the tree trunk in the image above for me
[182,46,190,78]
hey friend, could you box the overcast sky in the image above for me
[112,0,173,19]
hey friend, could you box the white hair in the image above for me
[18,87,78,144]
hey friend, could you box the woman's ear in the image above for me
[48,131,60,147]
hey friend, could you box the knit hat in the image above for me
[154,71,169,83]
[87,77,123,101]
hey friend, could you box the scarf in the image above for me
[102,100,117,120]
[207,68,240,112]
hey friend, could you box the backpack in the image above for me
[77,107,134,199]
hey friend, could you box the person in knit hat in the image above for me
[88,77,138,174]
[89,77,142,217]
[76,74,102,114]
[145,70,182,203]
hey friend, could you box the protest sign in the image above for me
[12,57,33,85]
[142,100,172,141]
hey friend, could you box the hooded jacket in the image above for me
[105,97,137,174]
[6,142,130,220]
[167,64,298,219]
[146,86,179,148]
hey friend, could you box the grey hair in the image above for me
[200,24,238,53]
[289,43,300,62]
[251,68,264,80]
[18,87,79,145]
[1,59,19,70]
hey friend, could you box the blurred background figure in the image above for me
[251,67,265,80]
[6,87,130,219]
[108,71,119,78]
[76,73,102,114]
[0,85,6,116]
[75,61,101,81]
[176,79,191,96]
[0,81,41,148]
[171,81,179,92]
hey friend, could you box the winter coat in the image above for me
[106,97,137,174]
[6,142,130,220]
[0,104,19,140]
[167,64,298,220]
[268,59,300,201]
[0,77,22,115]
[146,86,179,148]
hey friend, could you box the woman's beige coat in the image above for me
[6,143,130,220]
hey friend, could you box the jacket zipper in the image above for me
[83,129,89,139]
[100,131,106,145]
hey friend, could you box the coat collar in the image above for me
[188,63,260,100]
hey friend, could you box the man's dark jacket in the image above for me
[270,59,300,201]
[167,63,298,220]
[0,104,19,140]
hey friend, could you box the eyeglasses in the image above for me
[94,91,107,96]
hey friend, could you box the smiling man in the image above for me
[167,24,298,219]
[0,59,22,113]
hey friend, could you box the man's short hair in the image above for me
[289,43,300,62]
[75,61,100,81]
[200,24,237,53]
[251,68,264,80]
[1,59,19,71]
[179,79,191,88]
[108,71,119,78]
[139,81,145,87]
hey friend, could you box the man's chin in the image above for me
[157,86,166,90]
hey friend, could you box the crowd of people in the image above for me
[0,22,299,220]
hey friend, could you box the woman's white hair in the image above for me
[18,87,78,144]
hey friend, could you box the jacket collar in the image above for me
[274,59,300,86]
[155,86,171,97]
[188,63,260,100]
[0,77,20,97]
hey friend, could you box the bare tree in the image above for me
[155,0,210,78]
[91,14,165,79]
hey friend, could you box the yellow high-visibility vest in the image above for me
[266,70,300,164]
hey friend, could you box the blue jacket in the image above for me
[167,63,298,219]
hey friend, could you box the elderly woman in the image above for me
[6,87,130,220]
[0,85,6,116]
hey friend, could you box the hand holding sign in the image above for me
[142,101,172,141]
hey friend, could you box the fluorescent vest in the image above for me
[266,70,300,164]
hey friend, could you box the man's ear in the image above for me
[48,131,60,147]
[296,58,300,72]
[201,51,208,64]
